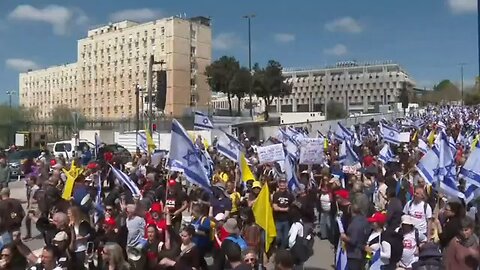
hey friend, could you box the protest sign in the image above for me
[299,138,324,164]
[257,143,285,164]
[342,163,362,174]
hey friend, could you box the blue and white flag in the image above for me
[110,165,142,197]
[194,111,214,130]
[94,173,104,224]
[460,141,480,188]
[217,132,242,162]
[285,154,301,192]
[335,216,347,270]
[339,140,360,166]
[418,139,429,154]
[438,133,464,199]
[137,132,148,153]
[198,148,214,180]
[169,119,212,192]
[380,123,401,145]
[416,147,440,185]
[465,183,480,204]
[378,144,395,164]
[335,122,354,142]
[369,249,382,270]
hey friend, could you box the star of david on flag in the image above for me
[194,111,214,130]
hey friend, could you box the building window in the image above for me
[161,43,165,52]
[190,46,196,56]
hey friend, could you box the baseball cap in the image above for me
[367,212,387,224]
[252,181,262,189]
[53,231,68,242]
[150,203,163,214]
[334,189,349,200]
[401,215,417,226]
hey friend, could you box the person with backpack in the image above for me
[398,215,427,269]
[213,218,247,270]
[403,187,433,239]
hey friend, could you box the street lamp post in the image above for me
[460,63,466,106]
[243,14,255,119]
[6,91,16,146]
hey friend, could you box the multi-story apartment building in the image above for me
[211,61,415,115]
[19,16,212,120]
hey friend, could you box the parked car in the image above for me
[7,149,50,178]
[97,144,132,164]
[53,139,94,158]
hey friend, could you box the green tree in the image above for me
[252,60,292,120]
[229,67,251,116]
[434,80,454,91]
[326,100,347,120]
[0,105,30,147]
[205,56,240,116]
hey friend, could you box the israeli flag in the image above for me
[335,216,347,270]
[416,147,440,185]
[465,183,480,204]
[110,165,142,197]
[380,123,401,145]
[418,139,429,154]
[194,111,214,130]
[339,140,360,166]
[94,173,104,224]
[137,132,148,153]
[369,249,382,270]
[437,120,447,130]
[277,128,300,159]
[169,119,212,192]
[217,132,242,162]
[198,148,214,180]
[335,122,354,142]
[285,154,301,192]
[460,141,480,188]
[438,133,464,199]
[378,144,395,164]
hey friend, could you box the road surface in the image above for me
[9,180,334,269]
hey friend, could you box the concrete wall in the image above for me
[260,111,403,139]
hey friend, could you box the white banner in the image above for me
[299,138,324,164]
[257,143,285,164]
[342,163,362,174]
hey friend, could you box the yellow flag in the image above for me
[412,131,418,142]
[472,134,480,151]
[240,153,255,182]
[145,126,156,153]
[61,160,83,201]
[428,130,436,146]
[324,138,329,150]
[252,183,277,253]
[203,138,210,149]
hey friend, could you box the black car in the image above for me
[97,144,132,164]
[7,149,51,178]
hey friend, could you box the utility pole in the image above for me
[460,63,466,106]
[135,84,141,148]
[147,55,154,134]
[243,14,255,119]
[6,91,15,146]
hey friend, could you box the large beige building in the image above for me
[19,16,212,120]
[211,61,415,115]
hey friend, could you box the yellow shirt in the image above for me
[229,191,241,213]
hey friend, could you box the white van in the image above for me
[53,139,95,159]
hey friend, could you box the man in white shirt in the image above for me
[403,187,433,238]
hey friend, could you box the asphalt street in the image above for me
[9,180,334,269]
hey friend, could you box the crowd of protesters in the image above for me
[0,106,479,270]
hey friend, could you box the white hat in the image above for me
[53,231,68,242]
[214,213,226,222]
[401,215,417,226]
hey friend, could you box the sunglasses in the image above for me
[244,258,256,262]
[1,254,10,257]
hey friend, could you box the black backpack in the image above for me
[382,230,404,264]
[290,224,315,264]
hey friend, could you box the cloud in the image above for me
[212,33,243,50]
[109,8,164,22]
[5,58,39,72]
[447,0,477,13]
[325,17,363,33]
[274,33,295,43]
[324,44,348,56]
[8,5,88,35]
